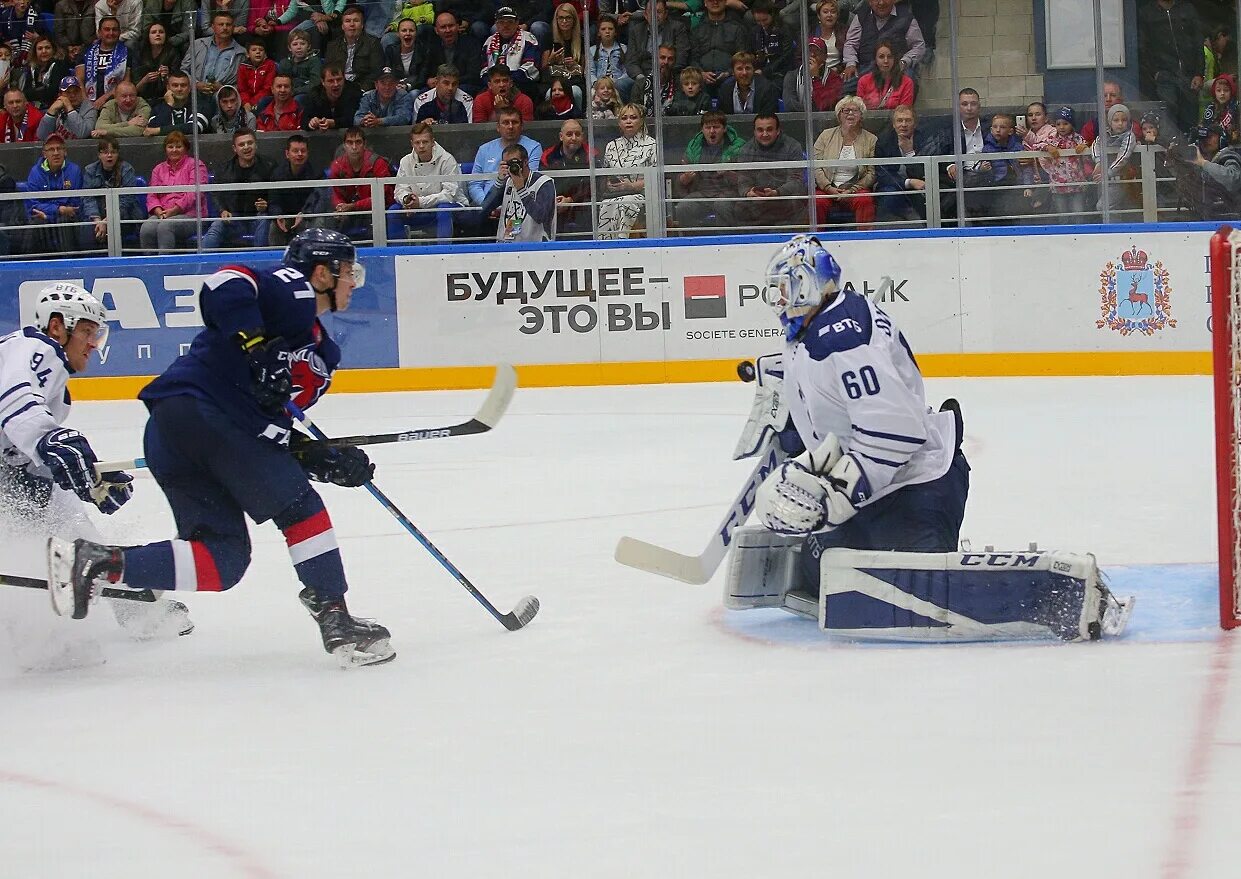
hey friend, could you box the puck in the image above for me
[737,361,756,383]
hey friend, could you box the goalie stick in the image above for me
[0,570,157,604]
[89,363,519,472]
[614,440,788,585]
[286,401,540,632]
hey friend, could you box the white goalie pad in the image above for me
[723,525,805,610]
[818,548,1135,643]
[733,354,789,460]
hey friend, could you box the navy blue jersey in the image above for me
[140,265,340,441]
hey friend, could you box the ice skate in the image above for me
[110,595,195,639]
[47,536,122,620]
[299,587,395,668]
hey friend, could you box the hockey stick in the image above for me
[614,440,788,585]
[0,570,157,603]
[90,364,518,472]
[286,402,540,632]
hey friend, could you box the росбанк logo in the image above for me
[683,275,727,319]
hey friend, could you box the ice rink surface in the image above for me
[1,376,1238,879]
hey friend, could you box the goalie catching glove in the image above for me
[36,428,133,514]
[754,434,872,534]
[290,433,374,487]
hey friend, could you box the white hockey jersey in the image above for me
[0,328,73,476]
[784,290,957,507]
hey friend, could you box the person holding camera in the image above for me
[482,144,556,242]
[1172,123,1241,219]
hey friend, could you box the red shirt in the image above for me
[329,149,395,210]
[471,89,534,123]
[2,104,44,142]
[257,100,303,131]
[238,58,278,108]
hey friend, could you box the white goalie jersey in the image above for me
[0,328,74,476]
[784,290,957,507]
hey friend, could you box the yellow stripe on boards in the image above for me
[66,352,1213,401]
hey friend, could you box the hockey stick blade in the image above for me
[614,442,788,585]
[500,595,540,630]
[0,571,157,603]
[323,364,517,448]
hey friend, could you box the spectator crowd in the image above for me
[0,0,1236,254]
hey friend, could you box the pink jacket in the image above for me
[856,72,915,111]
[147,156,209,217]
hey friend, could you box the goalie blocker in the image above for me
[725,526,1134,642]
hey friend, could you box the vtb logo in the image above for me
[683,274,727,319]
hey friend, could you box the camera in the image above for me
[1168,141,1199,163]
[505,158,524,175]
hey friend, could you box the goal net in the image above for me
[1211,226,1241,629]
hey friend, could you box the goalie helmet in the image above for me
[282,228,365,311]
[33,282,110,347]
[764,234,842,329]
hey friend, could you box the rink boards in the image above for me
[0,222,1216,398]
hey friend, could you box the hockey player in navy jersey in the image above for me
[46,229,395,667]
[0,282,192,639]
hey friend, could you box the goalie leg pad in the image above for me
[816,549,1133,642]
[724,526,806,612]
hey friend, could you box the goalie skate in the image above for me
[47,536,122,620]
[299,587,395,668]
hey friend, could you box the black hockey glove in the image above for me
[237,330,293,416]
[36,428,99,503]
[290,434,375,487]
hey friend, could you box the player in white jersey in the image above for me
[0,283,191,637]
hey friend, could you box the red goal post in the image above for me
[1211,226,1241,629]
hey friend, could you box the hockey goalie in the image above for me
[725,234,1133,642]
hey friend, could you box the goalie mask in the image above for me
[764,234,842,336]
[34,282,109,348]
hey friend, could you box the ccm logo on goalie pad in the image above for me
[719,445,784,547]
[960,553,1041,568]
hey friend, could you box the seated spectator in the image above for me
[207,83,256,132]
[77,16,129,107]
[634,44,679,117]
[718,51,779,116]
[182,11,246,109]
[783,36,842,114]
[36,76,100,140]
[485,143,556,241]
[589,75,621,118]
[751,0,793,81]
[268,132,323,246]
[0,46,12,95]
[273,0,341,48]
[139,130,209,252]
[536,76,579,119]
[1091,102,1138,211]
[1202,74,1239,146]
[248,0,290,60]
[278,28,322,98]
[598,102,657,239]
[541,117,595,235]
[412,11,482,94]
[302,62,363,129]
[26,132,86,253]
[354,65,414,126]
[82,132,145,248]
[201,127,275,251]
[811,0,849,73]
[1016,100,1056,216]
[2,87,44,142]
[143,70,209,135]
[628,0,690,90]
[689,0,752,94]
[874,102,936,222]
[20,37,70,111]
[257,73,304,129]
[325,5,384,89]
[91,80,149,136]
[414,64,473,123]
[472,63,534,122]
[327,126,395,239]
[466,106,543,240]
[813,94,876,228]
[1043,106,1090,223]
[588,15,632,101]
[132,21,183,105]
[390,121,467,241]
[238,39,278,112]
[54,0,97,59]
[438,0,493,45]
[385,19,419,90]
[856,39,914,111]
[138,0,194,59]
[384,0,436,51]
[732,111,807,230]
[542,3,585,106]
[673,109,743,232]
[480,7,540,102]
[95,0,142,50]
[843,0,924,83]
[200,0,251,37]
[506,0,553,47]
